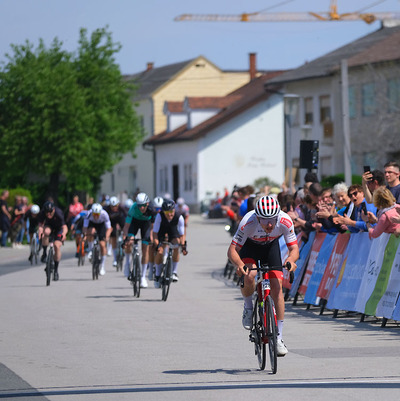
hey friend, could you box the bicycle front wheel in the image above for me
[45,248,53,286]
[132,255,141,298]
[162,257,172,301]
[252,300,266,370]
[92,246,100,280]
[265,295,278,374]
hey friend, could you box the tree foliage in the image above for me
[0,27,142,200]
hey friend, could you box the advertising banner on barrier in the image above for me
[298,232,326,296]
[304,233,337,305]
[354,233,390,314]
[369,235,400,318]
[392,292,400,320]
[281,232,303,290]
[327,232,371,312]
[289,231,315,298]
[316,233,350,301]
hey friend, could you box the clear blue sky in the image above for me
[1,0,399,75]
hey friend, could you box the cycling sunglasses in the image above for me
[258,216,278,225]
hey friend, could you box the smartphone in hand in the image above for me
[363,165,371,173]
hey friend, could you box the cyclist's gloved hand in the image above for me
[182,241,188,255]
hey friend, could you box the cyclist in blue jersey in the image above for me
[122,193,157,288]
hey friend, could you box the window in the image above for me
[319,95,331,123]
[348,86,356,119]
[362,83,376,116]
[304,97,313,124]
[184,164,192,191]
[388,78,400,113]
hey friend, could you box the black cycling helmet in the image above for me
[43,201,55,213]
[162,199,175,211]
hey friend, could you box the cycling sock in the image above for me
[54,261,59,271]
[155,263,162,277]
[172,261,178,274]
[243,295,253,310]
[141,263,148,278]
[277,320,284,340]
[42,245,47,256]
[125,253,131,266]
[113,248,118,261]
[88,242,93,252]
[101,255,106,268]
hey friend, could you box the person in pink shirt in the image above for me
[68,195,84,228]
[363,186,400,238]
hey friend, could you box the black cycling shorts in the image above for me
[88,221,107,241]
[239,238,282,271]
[128,219,152,243]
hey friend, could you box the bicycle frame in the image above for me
[91,234,101,280]
[160,241,180,302]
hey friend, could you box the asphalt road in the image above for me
[0,215,399,401]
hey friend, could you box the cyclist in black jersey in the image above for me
[153,199,188,287]
[37,201,68,281]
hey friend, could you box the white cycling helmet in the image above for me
[136,192,150,205]
[92,203,103,214]
[31,204,40,215]
[110,196,119,207]
[153,196,164,209]
[125,198,134,209]
[255,196,280,218]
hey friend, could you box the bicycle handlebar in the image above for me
[237,262,294,287]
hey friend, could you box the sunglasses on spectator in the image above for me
[258,216,278,225]
[349,191,359,198]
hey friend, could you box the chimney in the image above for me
[249,53,256,81]
[146,62,154,71]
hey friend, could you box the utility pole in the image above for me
[341,59,352,186]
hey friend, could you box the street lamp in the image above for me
[284,94,300,194]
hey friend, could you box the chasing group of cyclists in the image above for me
[26,194,189,288]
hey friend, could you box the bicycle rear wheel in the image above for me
[45,248,53,286]
[265,295,278,374]
[252,300,266,370]
[162,257,172,301]
[132,254,141,298]
[117,246,124,272]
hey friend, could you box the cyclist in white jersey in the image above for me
[83,203,112,276]
[227,196,299,356]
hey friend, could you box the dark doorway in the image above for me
[172,165,179,201]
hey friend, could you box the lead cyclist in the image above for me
[227,195,299,356]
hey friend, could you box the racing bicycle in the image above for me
[115,231,125,272]
[29,231,41,265]
[45,238,56,286]
[159,241,180,302]
[126,237,141,298]
[240,261,292,374]
[91,234,101,280]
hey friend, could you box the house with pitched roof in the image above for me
[99,55,259,200]
[265,23,400,184]
[144,72,286,212]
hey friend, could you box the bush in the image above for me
[0,188,33,206]
[320,173,362,188]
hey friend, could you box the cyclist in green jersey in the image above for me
[122,193,157,288]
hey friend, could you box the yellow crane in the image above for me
[175,0,400,24]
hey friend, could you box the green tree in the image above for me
[0,27,142,201]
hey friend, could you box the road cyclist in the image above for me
[147,196,163,281]
[104,196,127,269]
[82,203,112,276]
[227,195,299,357]
[70,210,88,265]
[122,192,157,288]
[37,201,68,281]
[152,199,188,288]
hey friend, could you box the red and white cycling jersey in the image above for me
[231,210,297,248]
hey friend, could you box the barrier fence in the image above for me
[280,230,400,325]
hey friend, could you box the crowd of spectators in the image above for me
[208,161,400,242]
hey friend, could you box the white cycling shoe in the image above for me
[277,339,288,356]
[242,307,252,330]
[99,266,106,276]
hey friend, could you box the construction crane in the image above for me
[174,0,400,24]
